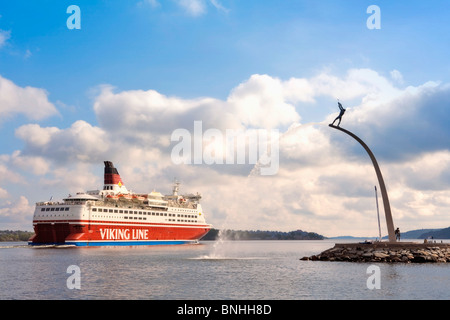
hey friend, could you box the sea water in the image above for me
[0,240,448,300]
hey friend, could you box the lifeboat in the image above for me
[118,193,132,200]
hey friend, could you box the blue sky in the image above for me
[1,1,450,236]
[2,1,449,114]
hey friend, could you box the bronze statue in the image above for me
[331,101,346,127]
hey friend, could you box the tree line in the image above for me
[0,230,34,242]
[201,228,324,241]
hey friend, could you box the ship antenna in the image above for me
[172,178,180,196]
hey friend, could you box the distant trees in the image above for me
[0,230,34,241]
[419,227,450,240]
[201,229,324,241]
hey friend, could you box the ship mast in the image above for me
[172,179,180,196]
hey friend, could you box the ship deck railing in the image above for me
[36,199,199,210]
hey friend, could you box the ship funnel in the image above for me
[103,161,127,193]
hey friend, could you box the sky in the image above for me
[0,0,449,237]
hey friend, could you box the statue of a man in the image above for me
[331,101,346,127]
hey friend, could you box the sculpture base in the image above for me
[300,242,450,263]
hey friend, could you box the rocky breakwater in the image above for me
[300,242,450,263]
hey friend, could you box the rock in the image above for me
[425,254,439,262]
[401,256,410,263]
[300,243,450,263]
[300,256,309,261]
[412,255,427,263]
[374,252,389,259]
[342,255,351,261]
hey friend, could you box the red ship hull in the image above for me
[29,220,211,246]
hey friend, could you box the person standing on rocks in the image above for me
[395,228,401,241]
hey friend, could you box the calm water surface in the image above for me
[0,240,448,300]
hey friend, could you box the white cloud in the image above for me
[145,0,160,8]
[0,196,34,231]
[311,68,403,106]
[210,0,229,13]
[38,162,100,194]
[228,74,301,128]
[24,49,32,59]
[15,124,60,148]
[176,0,206,16]
[10,151,51,176]
[93,85,236,149]
[344,80,448,160]
[0,160,25,185]
[390,69,404,85]
[0,29,10,48]
[157,0,229,16]
[16,120,109,164]
[0,187,9,198]
[0,75,59,121]
[4,69,450,235]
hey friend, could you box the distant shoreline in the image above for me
[1,226,449,242]
[0,230,34,242]
[202,229,325,241]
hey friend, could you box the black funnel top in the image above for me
[104,161,119,175]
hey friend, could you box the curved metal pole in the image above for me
[329,124,396,242]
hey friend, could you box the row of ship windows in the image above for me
[92,208,198,219]
[40,207,70,212]
[91,215,197,223]
[173,208,194,213]
[35,214,73,218]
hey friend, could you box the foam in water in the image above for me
[194,230,265,260]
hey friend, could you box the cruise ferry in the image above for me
[28,161,211,246]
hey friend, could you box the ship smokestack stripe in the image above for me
[104,161,124,185]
